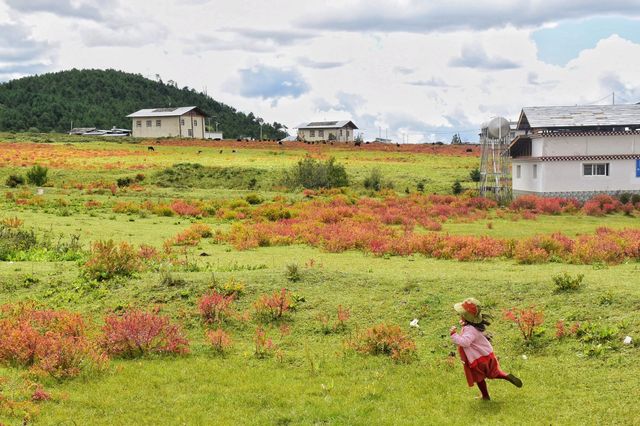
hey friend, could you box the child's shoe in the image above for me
[506,373,523,388]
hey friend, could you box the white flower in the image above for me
[409,319,420,328]
[623,336,633,345]
[521,354,528,360]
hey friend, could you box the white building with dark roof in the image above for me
[127,106,207,139]
[297,120,358,142]
[509,105,640,199]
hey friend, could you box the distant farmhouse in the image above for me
[127,106,207,139]
[297,120,358,142]
[509,105,640,199]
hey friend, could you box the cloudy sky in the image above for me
[1,0,640,142]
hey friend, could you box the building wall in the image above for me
[512,160,544,193]
[513,159,640,195]
[540,134,640,156]
[131,113,205,139]
[298,127,354,142]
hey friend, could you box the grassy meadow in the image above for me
[0,135,638,425]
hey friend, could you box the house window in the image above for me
[180,119,185,126]
[194,120,198,126]
[516,165,521,178]
[339,129,343,136]
[532,164,538,179]
[146,120,152,128]
[156,120,161,127]
[319,130,324,138]
[136,120,142,128]
[583,163,609,176]
[188,129,193,137]
[310,130,315,137]
[346,131,350,138]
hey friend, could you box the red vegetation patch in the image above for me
[0,303,108,379]
[348,323,417,363]
[100,309,190,358]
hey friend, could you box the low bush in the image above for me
[452,180,463,195]
[116,177,133,187]
[254,288,293,321]
[83,240,142,281]
[552,272,584,292]
[100,309,190,358]
[245,194,263,205]
[503,307,544,342]
[285,263,301,282]
[207,328,232,354]
[469,168,481,182]
[5,174,24,188]
[283,157,348,189]
[198,290,235,323]
[363,168,381,191]
[26,165,48,186]
[348,323,417,363]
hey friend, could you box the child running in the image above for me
[450,298,523,400]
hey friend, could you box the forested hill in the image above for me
[0,69,287,139]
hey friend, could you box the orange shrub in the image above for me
[348,323,417,363]
[83,240,142,281]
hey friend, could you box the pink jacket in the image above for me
[450,325,494,364]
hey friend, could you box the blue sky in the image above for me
[1,0,640,143]
[533,17,640,66]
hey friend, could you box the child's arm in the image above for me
[450,326,475,348]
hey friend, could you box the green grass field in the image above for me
[0,136,638,425]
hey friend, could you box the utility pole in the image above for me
[612,92,615,105]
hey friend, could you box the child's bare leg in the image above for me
[477,380,490,400]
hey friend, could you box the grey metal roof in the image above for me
[126,106,207,118]
[517,105,640,130]
[298,120,358,129]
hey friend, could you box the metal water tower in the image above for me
[479,117,512,203]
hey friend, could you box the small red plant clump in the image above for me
[198,291,235,323]
[254,288,292,321]
[0,303,108,379]
[254,326,276,358]
[336,305,350,329]
[31,385,51,402]
[100,309,190,358]
[206,328,232,354]
[349,323,417,363]
[170,200,204,217]
[503,307,544,342]
[83,240,142,281]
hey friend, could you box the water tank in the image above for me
[486,117,511,139]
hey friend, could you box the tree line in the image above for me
[0,69,287,139]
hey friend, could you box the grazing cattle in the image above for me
[197,150,203,154]
[278,141,283,145]
[232,150,236,153]
[147,146,155,151]
[396,143,400,147]
[466,148,473,152]
[219,150,223,154]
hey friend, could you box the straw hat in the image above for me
[454,298,483,324]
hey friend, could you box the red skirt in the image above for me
[457,347,506,386]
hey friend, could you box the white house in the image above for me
[509,105,640,199]
[127,106,207,139]
[297,120,358,142]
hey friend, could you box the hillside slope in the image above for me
[0,69,287,139]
